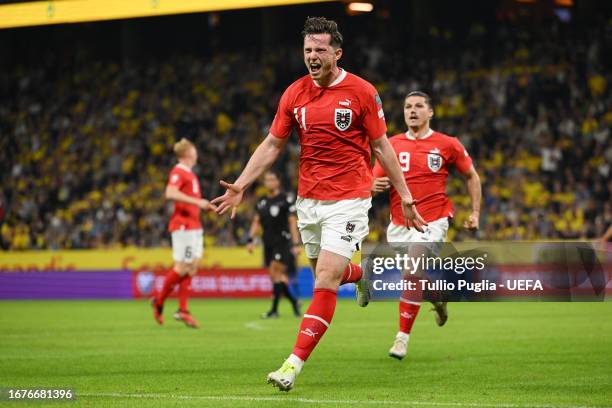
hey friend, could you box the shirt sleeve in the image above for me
[286,192,297,216]
[269,87,295,139]
[450,138,473,174]
[255,199,264,218]
[361,85,387,141]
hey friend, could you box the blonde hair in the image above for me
[173,138,195,158]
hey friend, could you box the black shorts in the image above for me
[264,243,296,274]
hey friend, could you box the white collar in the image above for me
[176,163,192,173]
[313,68,347,88]
[406,128,434,140]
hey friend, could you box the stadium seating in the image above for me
[1,22,609,249]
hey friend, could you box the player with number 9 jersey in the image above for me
[373,128,473,226]
[372,91,481,361]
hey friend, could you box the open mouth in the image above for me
[309,62,321,74]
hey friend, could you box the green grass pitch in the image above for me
[1,299,611,407]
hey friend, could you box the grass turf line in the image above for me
[0,300,610,407]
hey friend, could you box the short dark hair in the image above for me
[406,91,433,109]
[302,16,343,48]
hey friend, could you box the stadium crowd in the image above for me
[1,20,610,250]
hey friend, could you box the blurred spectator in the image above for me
[0,19,610,249]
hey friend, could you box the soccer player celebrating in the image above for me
[213,17,425,391]
[247,170,301,319]
[151,138,216,329]
[371,91,481,360]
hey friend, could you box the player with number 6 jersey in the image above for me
[151,138,216,329]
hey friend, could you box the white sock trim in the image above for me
[303,313,330,328]
[346,263,352,281]
[396,331,410,341]
[399,297,422,306]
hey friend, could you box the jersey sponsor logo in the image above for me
[346,221,355,233]
[427,148,443,172]
[341,235,352,243]
[270,205,280,217]
[334,108,352,131]
[338,98,351,107]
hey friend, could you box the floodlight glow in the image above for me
[347,2,373,13]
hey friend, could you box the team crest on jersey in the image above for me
[346,222,355,233]
[334,108,352,131]
[269,205,279,217]
[427,148,443,172]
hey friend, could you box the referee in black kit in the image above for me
[247,170,301,318]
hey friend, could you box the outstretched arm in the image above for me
[462,165,482,230]
[212,133,287,218]
[165,185,216,211]
[370,136,426,232]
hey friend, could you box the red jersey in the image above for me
[270,69,387,200]
[373,130,472,225]
[167,163,202,232]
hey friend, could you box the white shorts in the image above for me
[296,197,371,260]
[387,217,449,257]
[171,229,203,263]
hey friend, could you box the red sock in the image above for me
[399,297,421,334]
[340,262,362,285]
[398,277,423,334]
[156,269,181,306]
[292,288,337,361]
[178,275,192,311]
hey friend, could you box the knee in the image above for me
[187,263,198,276]
[175,262,197,276]
[175,263,188,276]
[314,264,342,289]
[269,262,283,282]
